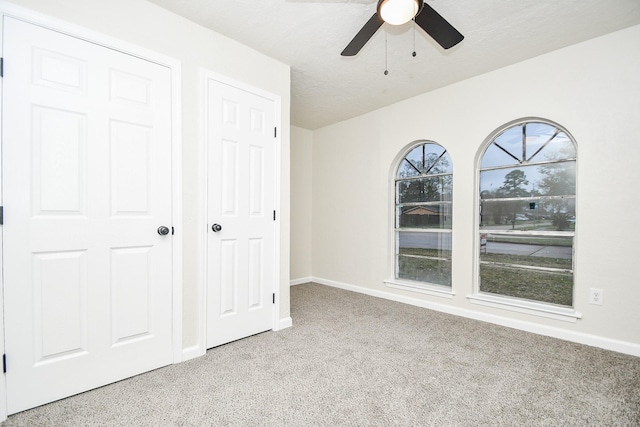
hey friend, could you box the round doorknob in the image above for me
[211,223,222,232]
[157,226,170,236]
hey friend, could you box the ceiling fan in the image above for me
[341,0,464,56]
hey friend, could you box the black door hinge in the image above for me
[274,127,277,138]
[272,293,275,304]
[3,354,6,373]
[273,210,276,221]
[0,206,3,225]
[0,58,4,78]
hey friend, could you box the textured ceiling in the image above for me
[147,0,640,130]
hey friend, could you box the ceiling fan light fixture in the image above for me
[377,0,421,26]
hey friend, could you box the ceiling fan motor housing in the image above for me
[377,0,424,25]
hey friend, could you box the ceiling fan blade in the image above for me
[414,3,463,49]
[341,13,384,56]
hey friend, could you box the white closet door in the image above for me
[206,78,276,348]
[2,17,174,414]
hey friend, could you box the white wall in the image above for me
[3,0,292,351]
[290,126,313,282]
[305,25,640,353]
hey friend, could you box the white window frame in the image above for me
[469,117,581,321]
[385,140,454,298]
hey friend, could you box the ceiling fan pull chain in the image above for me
[384,32,389,75]
[412,18,417,57]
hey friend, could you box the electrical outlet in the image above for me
[589,288,604,305]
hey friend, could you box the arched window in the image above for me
[478,119,576,308]
[394,141,452,288]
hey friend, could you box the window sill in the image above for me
[467,293,582,323]
[384,279,454,299]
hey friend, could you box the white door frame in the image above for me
[191,69,282,360]
[0,2,183,420]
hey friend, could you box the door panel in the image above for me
[110,121,152,214]
[33,106,87,214]
[221,139,239,215]
[206,79,275,348]
[249,145,265,215]
[248,238,265,309]
[110,246,153,344]
[2,17,174,414]
[220,239,239,316]
[34,250,88,361]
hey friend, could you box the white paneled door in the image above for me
[206,79,276,348]
[2,18,174,414]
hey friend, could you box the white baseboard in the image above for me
[181,316,292,359]
[275,316,293,330]
[310,276,640,358]
[290,277,312,286]
[181,344,206,362]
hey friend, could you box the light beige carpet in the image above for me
[4,283,640,426]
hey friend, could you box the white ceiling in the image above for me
[147,0,640,130]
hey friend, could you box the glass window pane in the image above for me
[480,166,536,197]
[399,204,452,229]
[493,125,523,160]
[422,144,446,173]
[479,265,573,306]
[523,122,555,159]
[479,233,573,264]
[398,230,452,251]
[397,159,421,178]
[526,126,576,163]
[397,176,453,203]
[479,233,573,306]
[397,255,452,286]
[480,199,575,231]
[429,150,453,174]
[535,161,576,197]
[400,143,450,177]
[397,231,451,286]
[537,132,576,161]
[481,143,520,168]
[403,145,425,174]
[480,163,575,198]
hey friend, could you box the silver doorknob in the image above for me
[157,226,170,236]
[211,223,222,232]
